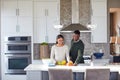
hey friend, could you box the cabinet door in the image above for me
[18,0,33,17]
[1,0,33,36]
[26,71,42,80]
[92,1,107,16]
[91,16,107,43]
[33,1,59,43]
[34,2,47,43]
[2,0,17,17]
[46,2,60,43]
[1,0,17,35]
[91,0,107,43]
[18,0,33,35]
[1,17,17,35]
[18,17,33,35]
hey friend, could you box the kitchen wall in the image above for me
[60,0,110,58]
[108,0,120,8]
[34,0,120,60]
[33,0,110,59]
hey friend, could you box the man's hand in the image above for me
[73,63,77,66]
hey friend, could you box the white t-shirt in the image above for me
[50,45,70,62]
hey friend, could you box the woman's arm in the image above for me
[50,46,56,63]
[65,45,70,62]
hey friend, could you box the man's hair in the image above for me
[74,30,80,35]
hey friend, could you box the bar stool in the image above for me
[48,69,73,80]
[86,69,110,80]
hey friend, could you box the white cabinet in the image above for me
[91,0,107,43]
[33,1,60,43]
[26,71,42,80]
[1,0,33,36]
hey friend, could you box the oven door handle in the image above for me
[5,43,31,45]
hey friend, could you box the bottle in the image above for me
[99,49,103,53]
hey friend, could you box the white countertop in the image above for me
[24,63,120,73]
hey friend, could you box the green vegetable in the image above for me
[41,42,48,45]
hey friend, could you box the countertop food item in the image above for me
[66,61,73,66]
[56,60,67,65]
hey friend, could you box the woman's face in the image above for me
[57,38,64,45]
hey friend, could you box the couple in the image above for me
[50,30,84,66]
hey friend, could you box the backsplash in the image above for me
[60,0,91,27]
[60,0,110,58]
[61,32,110,58]
[33,32,109,59]
[34,43,54,59]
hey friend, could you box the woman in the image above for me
[50,34,70,64]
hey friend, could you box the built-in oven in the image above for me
[4,36,31,74]
[4,43,31,53]
[4,36,31,54]
[5,54,31,74]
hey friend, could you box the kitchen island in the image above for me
[24,63,120,80]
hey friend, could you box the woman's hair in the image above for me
[56,34,64,44]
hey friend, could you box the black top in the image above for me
[69,39,84,64]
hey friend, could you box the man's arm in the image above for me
[74,42,84,65]
[74,50,83,65]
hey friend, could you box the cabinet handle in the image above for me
[16,25,20,32]
[16,9,18,16]
[45,9,48,16]
[45,9,46,16]
[18,9,19,16]
[46,9,48,16]
[91,9,93,16]
[57,3,60,20]
[16,9,17,16]
[16,9,19,16]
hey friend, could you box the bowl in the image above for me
[42,59,52,65]
[93,53,104,59]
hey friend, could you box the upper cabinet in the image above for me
[91,0,107,43]
[1,0,33,36]
[33,1,60,43]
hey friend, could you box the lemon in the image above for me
[57,61,62,65]
[61,60,66,65]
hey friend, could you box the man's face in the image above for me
[73,33,80,41]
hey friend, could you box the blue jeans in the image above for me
[73,72,84,80]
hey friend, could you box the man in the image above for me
[69,30,84,66]
[69,30,85,80]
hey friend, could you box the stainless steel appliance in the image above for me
[4,36,31,74]
[5,54,31,74]
[4,36,31,54]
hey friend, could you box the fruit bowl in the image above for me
[93,53,104,59]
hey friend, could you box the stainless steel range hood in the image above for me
[61,0,89,32]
